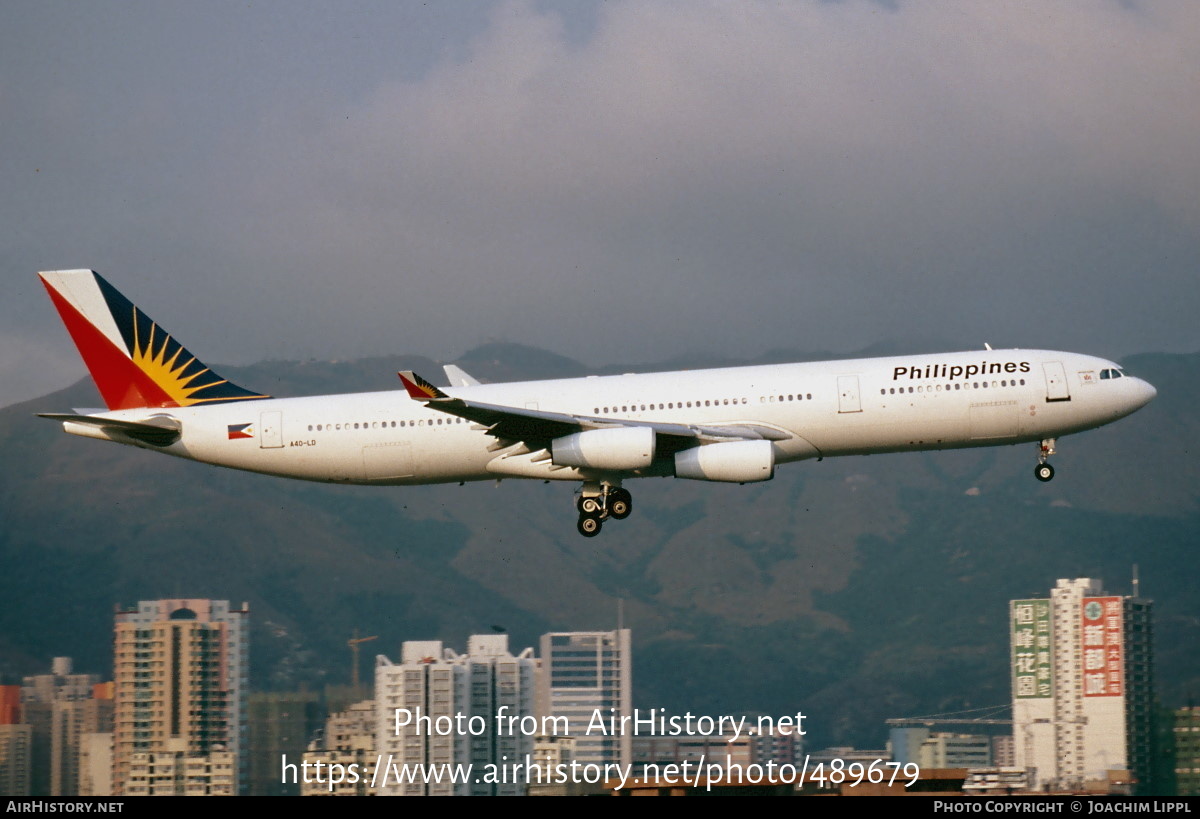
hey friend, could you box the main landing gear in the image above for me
[575,482,633,537]
[1034,438,1056,482]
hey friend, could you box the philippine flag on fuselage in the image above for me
[227,423,254,440]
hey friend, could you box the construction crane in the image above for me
[885,703,1013,728]
[348,630,379,691]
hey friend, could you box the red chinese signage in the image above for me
[1081,596,1123,697]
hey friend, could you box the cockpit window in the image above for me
[1099,368,1126,380]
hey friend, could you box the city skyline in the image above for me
[3,575,1187,795]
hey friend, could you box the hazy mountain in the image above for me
[0,345,1195,749]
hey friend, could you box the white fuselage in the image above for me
[73,349,1155,486]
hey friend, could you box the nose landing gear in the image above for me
[1034,438,1056,482]
[575,482,634,537]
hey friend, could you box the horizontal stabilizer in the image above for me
[38,413,181,447]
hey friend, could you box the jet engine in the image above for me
[551,426,655,471]
[674,440,775,482]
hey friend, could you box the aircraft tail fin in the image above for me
[39,269,270,411]
[443,363,481,387]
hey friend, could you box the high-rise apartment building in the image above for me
[0,686,20,725]
[1011,578,1153,793]
[0,723,33,796]
[77,731,113,796]
[375,634,536,795]
[1173,706,1200,796]
[537,629,632,768]
[246,690,322,796]
[301,699,377,796]
[112,599,249,795]
[0,685,29,795]
[20,658,110,796]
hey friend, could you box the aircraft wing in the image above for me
[397,371,789,453]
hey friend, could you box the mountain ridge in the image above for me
[2,343,1194,748]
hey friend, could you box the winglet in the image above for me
[397,370,449,401]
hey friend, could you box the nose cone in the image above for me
[1130,377,1157,411]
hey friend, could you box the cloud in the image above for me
[8,1,1199,405]
[216,1,1198,357]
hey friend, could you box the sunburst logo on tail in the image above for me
[130,318,242,407]
[40,269,270,410]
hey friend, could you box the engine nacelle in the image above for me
[551,426,655,471]
[675,440,775,483]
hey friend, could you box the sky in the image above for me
[3,0,1198,407]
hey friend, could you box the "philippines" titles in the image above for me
[893,361,1031,382]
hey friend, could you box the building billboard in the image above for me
[1081,596,1123,697]
[1011,599,1052,699]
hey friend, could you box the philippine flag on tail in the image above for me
[227,423,254,440]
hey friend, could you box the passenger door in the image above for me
[837,376,862,413]
[1042,362,1071,402]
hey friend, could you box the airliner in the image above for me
[38,269,1156,537]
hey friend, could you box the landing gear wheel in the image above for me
[578,497,602,516]
[577,515,602,537]
[1035,463,1055,482]
[609,488,633,520]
